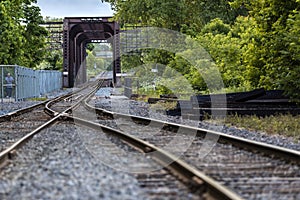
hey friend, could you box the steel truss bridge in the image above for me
[42,17,120,88]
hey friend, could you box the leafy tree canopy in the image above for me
[103,0,300,99]
[104,0,242,34]
[0,0,47,68]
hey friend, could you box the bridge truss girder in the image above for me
[63,17,120,87]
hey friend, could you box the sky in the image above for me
[36,0,114,18]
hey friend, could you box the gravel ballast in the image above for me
[1,86,299,152]
[93,88,300,151]
[0,89,74,116]
[0,122,146,199]
[1,87,299,199]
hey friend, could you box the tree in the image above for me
[102,0,244,93]
[0,1,24,64]
[0,0,47,68]
[197,0,300,98]
[22,2,48,68]
[197,19,246,89]
[104,0,241,34]
[281,10,300,99]
[42,50,62,70]
[104,0,300,98]
[230,0,300,96]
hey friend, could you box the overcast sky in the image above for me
[36,0,114,18]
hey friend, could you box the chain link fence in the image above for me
[0,65,62,102]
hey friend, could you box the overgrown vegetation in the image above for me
[104,0,300,140]
[27,97,47,101]
[104,0,300,99]
[222,114,300,140]
[149,101,178,112]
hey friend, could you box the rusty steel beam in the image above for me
[63,17,120,87]
[41,21,64,52]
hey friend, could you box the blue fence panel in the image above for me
[15,66,39,100]
[38,70,62,96]
[0,65,62,102]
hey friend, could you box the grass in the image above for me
[219,114,300,141]
[150,101,178,111]
[27,97,48,101]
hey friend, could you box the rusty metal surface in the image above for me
[41,21,64,51]
[62,17,120,87]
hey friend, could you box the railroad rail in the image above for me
[0,77,241,199]
[0,102,51,153]
[0,79,101,165]
[83,90,300,199]
[148,89,300,118]
[1,77,299,199]
[63,114,242,199]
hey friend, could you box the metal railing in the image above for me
[1,65,62,102]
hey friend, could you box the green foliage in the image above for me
[121,54,143,72]
[168,55,192,75]
[155,85,172,95]
[197,19,246,89]
[201,18,231,35]
[281,10,300,99]
[105,0,241,33]
[0,0,47,68]
[40,50,63,70]
[224,114,300,140]
[105,0,300,99]
[103,0,248,95]
[86,49,108,77]
[237,0,300,97]
[0,1,24,65]
[184,66,207,91]
[86,43,95,52]
[195,1,300,98]
[22,3,48,68]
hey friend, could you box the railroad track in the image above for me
[64,115,241,199]
[0,103,52,153]
[0,78,242,199]
[52,84,243,199]
[148,89,300,118]
[83,92,300,199]
[1,79,299,199]
[0,80,99,165]
[44,81,100,116]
